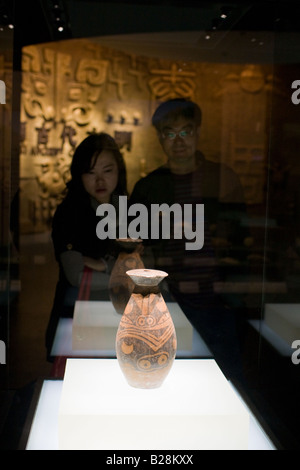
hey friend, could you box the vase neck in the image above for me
[133,285,160,296]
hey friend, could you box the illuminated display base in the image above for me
[58,359,249,450]
[265,303,300,345]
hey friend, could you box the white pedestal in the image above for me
[265,303,300,345]
[58,359,249,450]
[72,300,193,351]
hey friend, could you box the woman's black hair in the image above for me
[67,132,127,198]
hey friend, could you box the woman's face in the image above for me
[81,150,119,203]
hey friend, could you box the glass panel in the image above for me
[2,0,300,451]
[0,22,13,386]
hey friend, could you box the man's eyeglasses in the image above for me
[161,127,194,141]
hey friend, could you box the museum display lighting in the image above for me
[220,6,231,19]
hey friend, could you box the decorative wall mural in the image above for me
[20,38,273,233]
[19,39,200,233]
[216,64,278,204]
[148,62,196,101]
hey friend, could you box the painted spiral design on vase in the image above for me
[116,291,177,387]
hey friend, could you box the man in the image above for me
[130,98,249,380]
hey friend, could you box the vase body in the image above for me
[109,239,144,314]
[116,269,177,389]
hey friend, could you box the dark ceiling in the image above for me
[3,0,300,48]
[1,0,300,68]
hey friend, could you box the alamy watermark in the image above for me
[291,340,300,364]
[96,196,204,251]
[291,80,300,105]
[0,80,6,104]
[0,340,6,364]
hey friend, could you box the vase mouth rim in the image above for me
[126,268,168,286]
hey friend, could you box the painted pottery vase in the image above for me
[109,238,144,314]
[116,268,177,389]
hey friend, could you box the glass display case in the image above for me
[1,0,300,451]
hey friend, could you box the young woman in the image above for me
[46,132,127,358]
